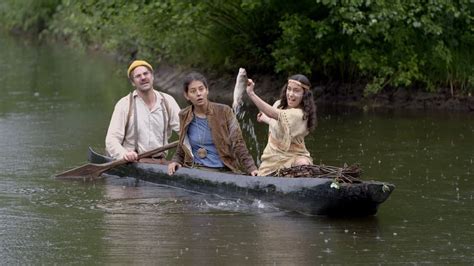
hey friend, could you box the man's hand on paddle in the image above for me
[168,162,182,175]
[123,151,138,162]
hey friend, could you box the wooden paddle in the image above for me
[55,141,178,179]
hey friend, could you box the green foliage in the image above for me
[0,0,60,33]
[277,0,474,94]
[0,0,472,95]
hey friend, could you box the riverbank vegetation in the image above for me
[1,0,472,97]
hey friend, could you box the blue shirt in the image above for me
[187,116,224,168]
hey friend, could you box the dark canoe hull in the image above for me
[88,148,395,216]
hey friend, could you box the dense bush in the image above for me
[0,0,60,33]
[273,0,474,94]
[1,0,472,95]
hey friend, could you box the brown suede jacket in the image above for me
[171,102,257,174]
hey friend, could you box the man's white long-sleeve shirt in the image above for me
[105,89,180,159]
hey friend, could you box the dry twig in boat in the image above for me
[271,164,363,183]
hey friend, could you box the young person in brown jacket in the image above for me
[167,72,258,176]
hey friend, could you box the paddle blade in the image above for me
[56,141,177,179]
[55,163,109,179]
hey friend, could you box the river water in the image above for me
[1,31,473,264]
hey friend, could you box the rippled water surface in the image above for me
[1,31,473,264]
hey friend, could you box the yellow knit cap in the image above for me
[127,60,153,78]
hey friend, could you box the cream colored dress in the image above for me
[258,100,312,176]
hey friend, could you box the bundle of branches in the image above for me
[272,164,363,183]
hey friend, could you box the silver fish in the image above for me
[232,68,247,114]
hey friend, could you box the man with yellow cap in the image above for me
[105,60,181,162]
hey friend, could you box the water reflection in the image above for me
[92,175,390,264]
[97,178,266,264]
[96,181,388,264]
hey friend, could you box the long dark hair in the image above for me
[277,74,317,131]
[182,72,208,93]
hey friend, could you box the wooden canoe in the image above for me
[88,148,395,216]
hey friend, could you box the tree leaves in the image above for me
[1,0,472,94]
